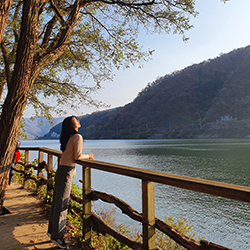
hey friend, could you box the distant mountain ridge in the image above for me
[41,45,250,139]
[23,117,64,139]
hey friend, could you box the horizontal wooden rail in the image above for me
[18,160,231,250]
[20,147,62,157]
[90,190,202,250]
[91,213,144,250]
[20,147,250,203]
[19,146,245,249]
[81,159,250,204]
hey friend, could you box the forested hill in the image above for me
[41,45,250,139]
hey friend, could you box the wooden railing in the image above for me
[18,146,250,250]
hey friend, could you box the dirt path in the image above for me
[0,183,58,250]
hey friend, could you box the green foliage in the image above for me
[13,152,25,185]
[19,117,27,139]
[91,205,139,250]
[13,164,24,186]
[1,0,197,119]
[91,234,131,250]
[156,215,204,249]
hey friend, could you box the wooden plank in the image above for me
[142,180,156,250]
[38,150,43,176]
[38,150,43,162]
[19,147,62,157]
[39,147,62,157]
[47,154,53,171]
[46,154,53,200]
[20,147,238,250]
[82,160,250,203]
[19,147,250,203]
[200,240,233,250]
[82,166,91,246]
[23,150,29,188]
[90,190,204,250]
[91,213,143,250]
[57,156,60,169]
[24,150,29,166]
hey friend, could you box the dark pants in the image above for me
[9,163,14,184]
[48,165,75,240]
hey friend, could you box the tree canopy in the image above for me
[1,0,198,118]
[0,0,231,213]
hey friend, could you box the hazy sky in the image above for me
[24,0,250,117]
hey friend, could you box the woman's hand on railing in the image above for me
[88,153,94,160]
[79,153,94,160]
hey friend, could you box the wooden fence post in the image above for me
[82,165,91,246]
[142,180,156,250]
[38,150,44,178]
[57,157,60,169]
[47,153,53,202]
[24,150,29,188]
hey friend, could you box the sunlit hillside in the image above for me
[41,45,250,139]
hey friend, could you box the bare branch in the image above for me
[38,2,46,18]
[99,0,155,7]
[41,15,58,48]
[49,0,66,26]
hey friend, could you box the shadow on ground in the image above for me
[0,183,57,250]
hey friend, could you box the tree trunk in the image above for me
[0,0,81,214]
[0,0,40,214]
[0,0,13,43]
[0,0,13,214]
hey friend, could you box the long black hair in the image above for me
[60,116,79,152]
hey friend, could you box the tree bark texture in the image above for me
[0,0,13,44]
[0,0,81,214]
[0,0,40,213]
[0,0,41,214]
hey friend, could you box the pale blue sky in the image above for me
[24,0,250,117]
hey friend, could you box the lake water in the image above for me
[20,139,250,249]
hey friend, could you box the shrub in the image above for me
[156,215,204,250]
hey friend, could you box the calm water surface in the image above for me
[20,139,250,249]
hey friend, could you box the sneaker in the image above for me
[51,238,67,249]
